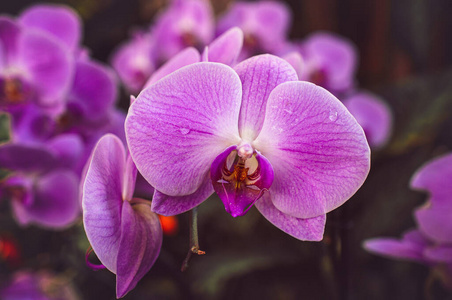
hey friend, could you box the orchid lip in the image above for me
[211,145,274,217]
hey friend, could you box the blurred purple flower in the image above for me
[0,16,73,115]
[294,32,358,94]
[217,1,291,60]
[343,91,393,148]
[364,153,452,288]
[151,0,214,63]
[0,270,79,300]
[126,55,370,241]
[111,32,155,94]
[82,134,162,298]
[0,136,82,228]
[0,4,122,229]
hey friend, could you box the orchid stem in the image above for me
[181,207,205,272]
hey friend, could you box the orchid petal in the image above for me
[415,203,452,244]
[0,143,56,172]
[13,170,80,228]
[18,30,73,107]
[47,133,84,169]
[116,202,162,298]
[152,173,214,216]
[302,32,358,92]
[363,229,429,262]
[234,54,297,141]
[123,155,137,202]
[410,153,452,201]
[424,245,452,263]
[19,4,82,51]
[282,51,304,80]
[343,92,392,148]
[82,134,126,273]
[69,59,117,122]
[255,193,325,241]
[0,17,20,65]
[207,27,243,66]
[126,62,242,196]
[143,47,200,89]
[254,81,370,218]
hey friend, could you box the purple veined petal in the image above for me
[255,193,325,241]
[424,245,452,263]
[364,229,430,263]
[410,152,452,201]
[0,41,5,70]
[111,32,154,94]
[207,27,243,66]
[47,133,84,170]
[301,32,358,93]
[12,170,80,228]
[415,202,452,244]
[343,91,393,149]
[210,146,274,217]
[123,155,137,202]
[152,172,214,216]
[116,201,162,298]
[19,4,82,51]
[253,81,370,218]
[143,47,200,89]
[68,59,117,122]
[126,62,242,196]
[82,134,126,273]
[282,51,304,80]
[17,29,73,108]
[0,16,20,65]
[0,143,56,172]
[234,54,298,141]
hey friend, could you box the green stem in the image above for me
[181,207,205,272]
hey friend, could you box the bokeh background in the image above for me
[1,0,452,299]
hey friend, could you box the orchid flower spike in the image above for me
[126,54,370,241]
[82,134,162,298]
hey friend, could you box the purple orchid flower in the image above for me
[364,152,452,288]
[0,135,82,228]
[295,32,358,94]
[126,54,370,241]
[0,16,73,115]
[217,1,291,60]
[342,91,393,149]
[82,134,162,298]
[151,0,214,63]
[0,270,79,300]
[111,32,155,94]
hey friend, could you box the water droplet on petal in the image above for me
[179,127,190,135]
[328,110,338,122]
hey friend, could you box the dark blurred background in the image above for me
[1,0,452,299]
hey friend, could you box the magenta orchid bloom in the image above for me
[343,91,393,149]
[151,0,214,63]
[217,1,291,60]
[126,54,370,241]
[364,153,452,287]
[296,32,358,94]
[82,134,162,298]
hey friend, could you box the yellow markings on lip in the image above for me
[221,155,260,190]
[3,78,25,103]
